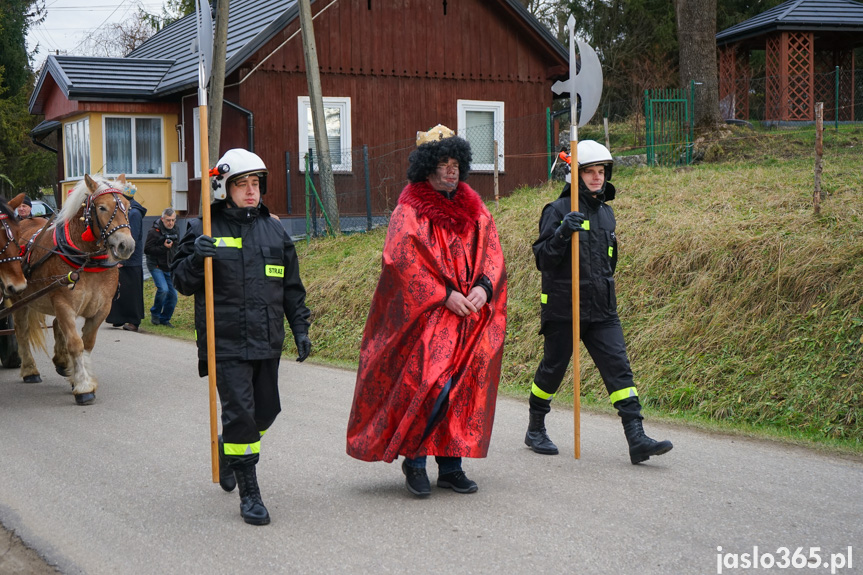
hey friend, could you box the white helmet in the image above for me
[211,149,268,200]
[576,140,613,182]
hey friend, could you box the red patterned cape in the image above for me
[346,181,507,462]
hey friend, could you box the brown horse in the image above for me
[11,174,136,405]
[0,195,29,297]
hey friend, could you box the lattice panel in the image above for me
[814,50,836,121]
[718,46,736,119]
[837,50,854,121]
[734,50,750,120]
[785,32,813,121]
[765,34,783,120]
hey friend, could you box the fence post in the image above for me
[835,66,840,132]
[814,102,823,215]
[644,89,652,166]
[285,151,292,215]
[363,145,372,231]
[310,150,318,237]
[304,153,311,243]
[493,140,499,210]
[603,117,610,151]
[689,80,696,160]
[546,107,552,176]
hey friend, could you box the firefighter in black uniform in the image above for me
[173,148,312,525]
[525,140,672,464]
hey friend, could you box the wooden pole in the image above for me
[298,0,339,233]
[198,105,219,484]
[207,0,229,163]
[493,140,499,210]
[814,101,823,215]
[570,127,580,460]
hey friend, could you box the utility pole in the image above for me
[297,0,340,233]
[208,0,229,172]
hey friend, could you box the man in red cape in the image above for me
[347,125,507,497]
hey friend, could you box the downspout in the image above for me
[30,136,57,154]
[224,99,254,152]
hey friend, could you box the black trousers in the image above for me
[532,318,641,422]
[216,358,281,467]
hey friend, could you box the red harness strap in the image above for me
[53,223,115,273]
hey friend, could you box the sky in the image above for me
[26,0,167,67]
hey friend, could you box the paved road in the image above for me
[0,326,860,575]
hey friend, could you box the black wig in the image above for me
[406,136,473,183]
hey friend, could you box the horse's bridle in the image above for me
[0,214,23,266]
[83,187,131,248]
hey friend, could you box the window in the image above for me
[298,97,352,173]
[457,100,504,172]
[64,118,90,179]
[103,116,164,176]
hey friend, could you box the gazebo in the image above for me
[716,0,863,123]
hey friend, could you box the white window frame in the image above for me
[63,117,90,180]
[297,96,352,173]
[457,99,505,172]
[102,115,165,177]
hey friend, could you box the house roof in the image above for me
[716,0,863,45]
[128,0,300,96]
[31,0,566,114]
[29,56,176,114]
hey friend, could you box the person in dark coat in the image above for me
[144,208,179,327]
[105,182,146,331]
[16,196,32,219]
[173,148,311,526]
[525,140,673,464]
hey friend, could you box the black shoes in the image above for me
[525,411,559,455]
[218,436,236,493]
[437,470,478,494]
[234,464,270,525]
[150,315,160,325]
[161,321,175,328]
[122,323,138,332]
[401,460,431,497]
[401,460,478,496]
[623,418,673,464]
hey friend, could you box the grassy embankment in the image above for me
[148,125,863,453]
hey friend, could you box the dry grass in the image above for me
[161,125,863,448]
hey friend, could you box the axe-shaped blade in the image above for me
[551,41,603,127]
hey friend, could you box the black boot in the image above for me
[525,411,559,455]
[234,464,271,525]
[623,418,673,464]
[218,436,236,492]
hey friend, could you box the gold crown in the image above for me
[416,124,455,147]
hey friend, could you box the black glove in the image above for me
[556,211,586,239]
[193,234,217,259]
[294,332,311,362]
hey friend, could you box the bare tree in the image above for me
[79,8,156,56]
[674,0,723,127]
[520,0,568,39]
[78,1,194,57]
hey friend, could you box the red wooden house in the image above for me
[30,0,568,233]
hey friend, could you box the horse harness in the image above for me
[0,214,23,268]
[21,188,131,278]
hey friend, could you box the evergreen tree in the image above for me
[0,0,55,198]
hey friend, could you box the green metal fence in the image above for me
[644,85,694,167]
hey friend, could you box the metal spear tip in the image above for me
[567,14,575,30]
